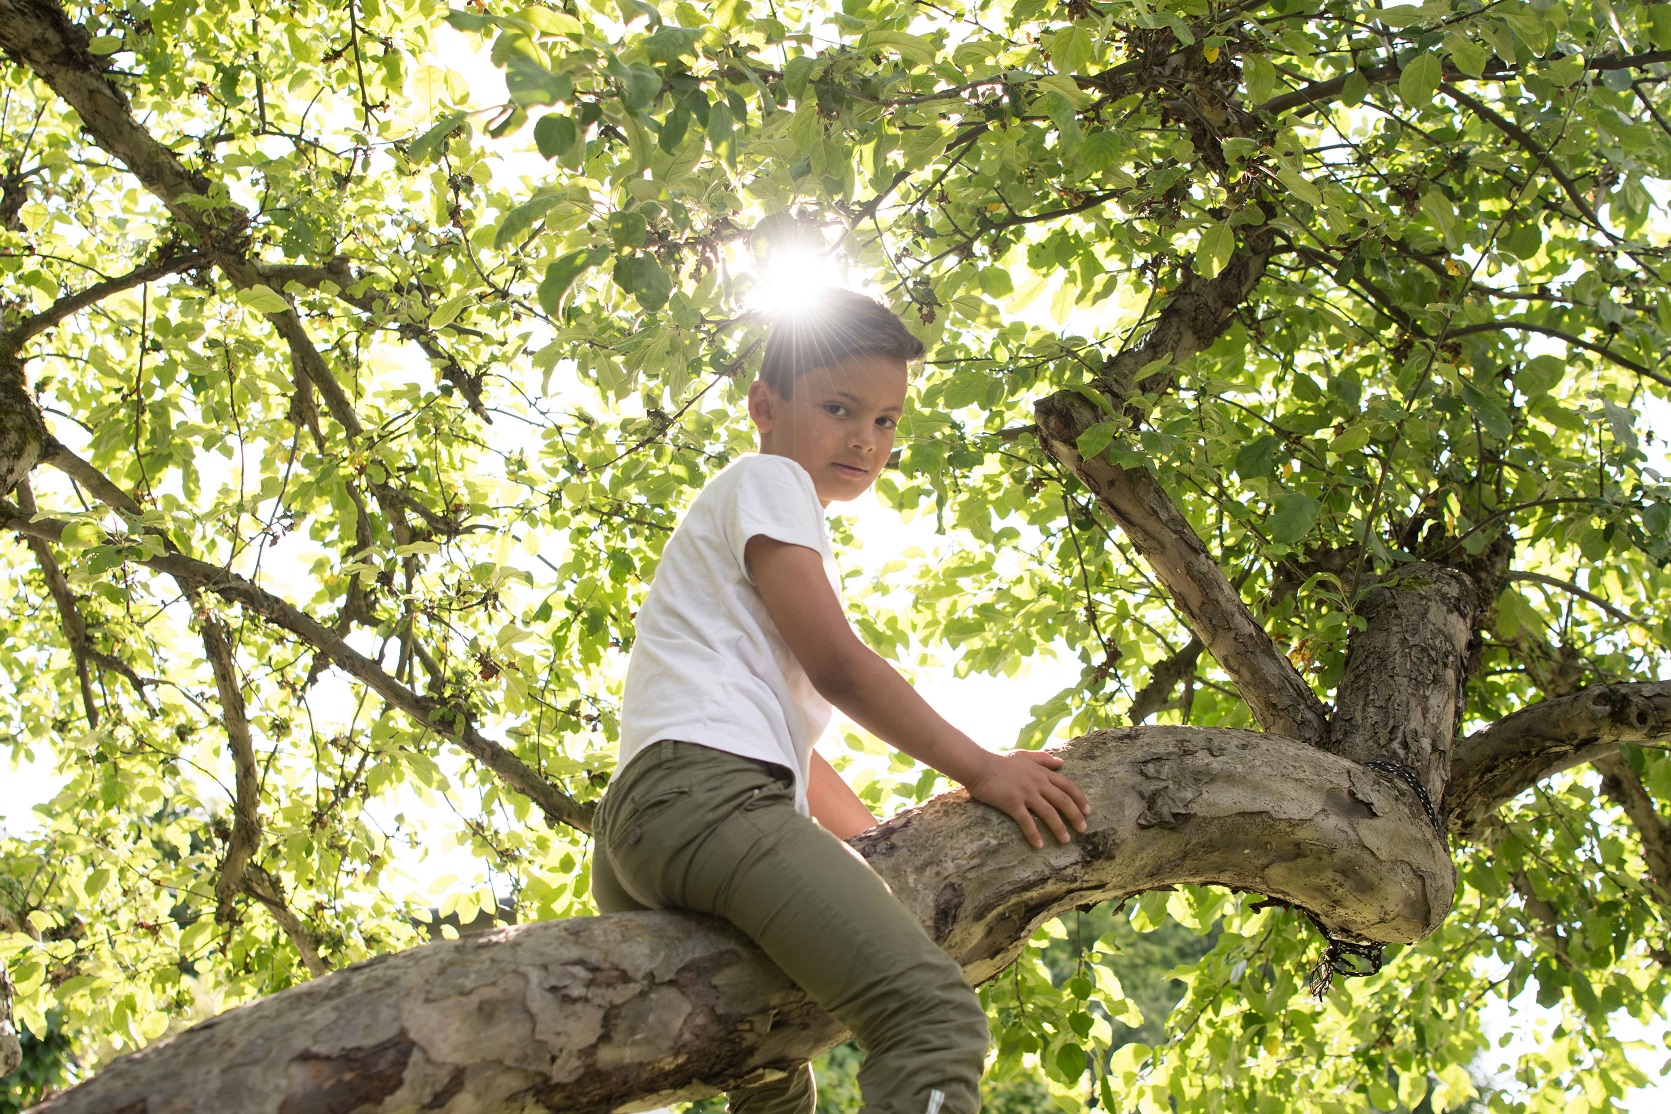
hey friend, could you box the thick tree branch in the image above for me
[0,0,215,231]
[1592,750,1671,901]
[1036,392,1330,748]
[30,727,1453,1114]
[1446,682,1671,838]
[0,497,595,835]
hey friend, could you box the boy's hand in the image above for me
[963,750,1091,850]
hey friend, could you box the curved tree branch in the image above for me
[28,726,1453,1114]
[0,0,464,540]
[1446,682,1671,838]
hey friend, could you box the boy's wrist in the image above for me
[936,736,996,787]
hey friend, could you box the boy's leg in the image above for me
[602,741,989,1114]
[728,1063,815,1114]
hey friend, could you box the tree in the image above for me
[1,0,1668,1109]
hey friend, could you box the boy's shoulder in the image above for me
[700,453,817,500]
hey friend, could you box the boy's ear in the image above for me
[746,379,775,434]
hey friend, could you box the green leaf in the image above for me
[237,285,290,314]
[1268,492,1322,544]
[408,111,469,163]
[522,7,584,37]
[494,191,563,249]
[612,253,673,310]
[1653,4,1671,51]
[1075,421,1119,459]
[1544,54,1584,88]
[620,62,663,110]
[87,34,124,54]
[1398,53,1442,108]
[537,247,604,315]
[534,114,578,160]
[1601,397,1639,453]
[1049,25,1093,74]
[1243,54,1275,102]
[429,294,471,329]
[1194,221,1235,280]
[864,30,939,67]
[1377,5,1429,28]
[1342,68,1369,106]
[1274,167,1321,206]
[1443,32,1488,78]
[61,521,104,549]
[941,370,992,410]
[707,100,736,167]
[1516,355,1563,396]
[1234,434,1279,479]
[1459,380,1514,440]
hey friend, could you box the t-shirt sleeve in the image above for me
[725,459,826,582]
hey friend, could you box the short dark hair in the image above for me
[758,289,926,397]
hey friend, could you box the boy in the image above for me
[591,290,1090,1114]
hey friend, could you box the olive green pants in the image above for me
[591,740,989,1114]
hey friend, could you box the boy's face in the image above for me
[747,353,909,506]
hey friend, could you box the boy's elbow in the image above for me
[804,644,872,703]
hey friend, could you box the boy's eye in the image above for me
[876,416,897,430]
[823,403,849,417]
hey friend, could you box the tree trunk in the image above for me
[1327,563,1479,807]
[30,727,1452,1114]
[0,352,46,498]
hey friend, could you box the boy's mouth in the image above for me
[832,461,869,479]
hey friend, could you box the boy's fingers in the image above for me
[1011,807,1045,849]
[1052,771,1092,816]
[1043,784,1087,833]
[1031,796,1073,844]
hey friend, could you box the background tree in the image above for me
[2,0,1670,1110]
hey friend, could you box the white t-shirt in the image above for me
[617,454,839,813]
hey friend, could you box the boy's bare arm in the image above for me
[808,750,880,839]
[747,536,1090,849]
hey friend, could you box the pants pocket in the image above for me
[607,786,692,848]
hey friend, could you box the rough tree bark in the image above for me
[30,728,1453,1114]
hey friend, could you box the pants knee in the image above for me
[853,962,989,1062]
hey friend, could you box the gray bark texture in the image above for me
[1446,681,1671,837]
[1326,564,1479,805]
[0,352,46,498]
[30,727,1453,1114]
